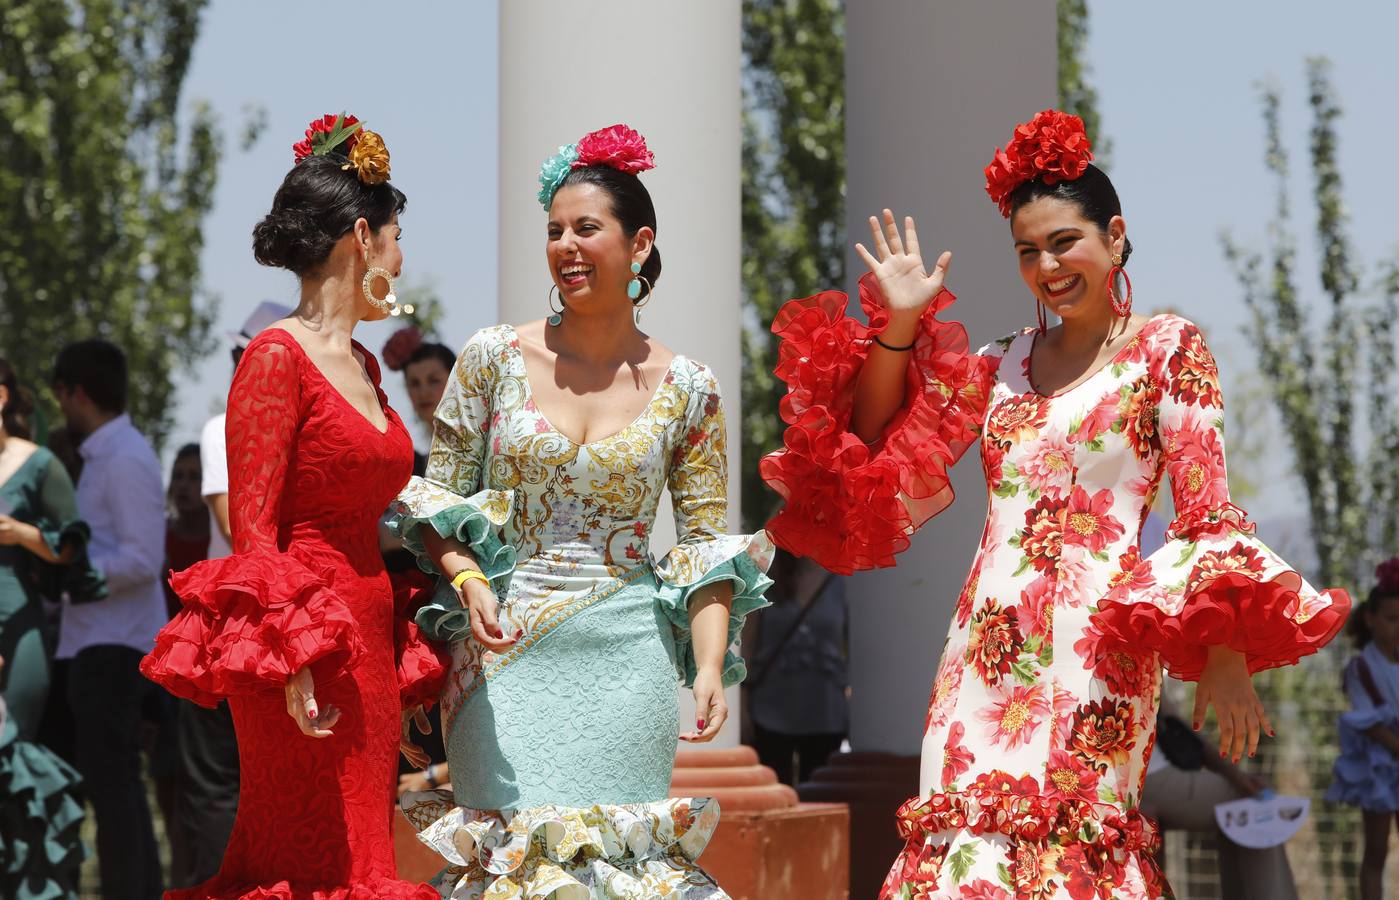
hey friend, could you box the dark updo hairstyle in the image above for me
[0,357,35,440]
[404,342,455,375]
[1007,164,1133,266]
[1349,560,1399,649]
[555,166,661,300]
[253,154,407,277]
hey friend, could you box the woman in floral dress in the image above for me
[392,124,771,898]
[760,110,1350,899]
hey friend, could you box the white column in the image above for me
[498,1,744,746]
[843,0,1059,753]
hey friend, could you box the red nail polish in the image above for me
[697,719,706,730]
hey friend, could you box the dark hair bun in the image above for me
[253,155,406,277]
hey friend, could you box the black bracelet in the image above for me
[873,333,916,352]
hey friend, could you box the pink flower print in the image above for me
[1052,553,1095,609]
[1164,411,1230,512]
[1044,747,1101,805]
[925,645,965,733]
[941,721,976,788]
[959,879,1013,900]
[1070,390,1122,445]
[1019,434,1075,494]
[1052,677,1077,747]
[978,682,1049,751]
[1062,485,1125,554]
[1017,575,1054,637]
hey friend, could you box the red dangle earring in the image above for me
[1107,253,1132,318]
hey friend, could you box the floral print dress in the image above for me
[761,275,1349,900]
[391,325,772,899]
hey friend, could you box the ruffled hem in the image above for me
[893,787,1159,854]
[391,569,450,709]
[1327,719,1399,811]
[655,533,773,688]
[760,272,997,574]
[0,721,85,896]
[1079,527,1350,681]
[140,550,365,708]
[164,875,439,900]
[401,790,726,899]
[388,479,517,644]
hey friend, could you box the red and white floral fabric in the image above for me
[762,274,1350,899]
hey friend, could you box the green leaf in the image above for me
[1004,462,1021,478]
[1091,549,1111,563]
[1012,556,1034,578]
[1010,657,1038,686]
[1098,784,1120,804]
[1174,541,1199,567]
[1038,643,1054,666]
[993,480,1020,499]
[1023,634,1043,655]
[997,862,1013,889]
[1085,437,1106,452]
[948,842,979,883]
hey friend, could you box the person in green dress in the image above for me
[0,357,94,898]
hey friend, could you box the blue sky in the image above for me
[169,1,1396,544]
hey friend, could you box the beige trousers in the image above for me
[1140,764,1299,900]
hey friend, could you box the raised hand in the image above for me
[854,209,952,320]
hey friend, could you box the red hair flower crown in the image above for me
[984,109,1095,217]
[538,123,656,209]
[1377,558,1399,594]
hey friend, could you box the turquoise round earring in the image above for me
[547,284,564,327]
[627,262,643,300]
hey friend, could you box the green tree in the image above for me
[0,0,220,449]
[739,0,846,532]
[1221,58,1398,595]
[1057,0,1111,166]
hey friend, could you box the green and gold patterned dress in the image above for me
[392,325,771,899]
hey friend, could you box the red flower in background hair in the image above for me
[293,113,362,163]
[984,109,1094,217]
[573,124,656,174]
[381,326,423,372]
[1378,558,1399,593]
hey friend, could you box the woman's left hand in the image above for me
[0,515,27,546]
[680,668,727,743]
[1194,645,1274,764]
[400,705,432,769]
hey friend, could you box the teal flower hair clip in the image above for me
[537,143,579,210]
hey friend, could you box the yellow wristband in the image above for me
[451,569,489,592]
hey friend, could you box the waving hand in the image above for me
[854,209,951,319]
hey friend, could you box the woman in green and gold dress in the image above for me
[0,358,94,898]
[393,125,771,898]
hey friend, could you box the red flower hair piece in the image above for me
[573,124,656,175]
[381,326,424,372]
[1378,558,1399,594]
[293,113,362,163]
[984,109,1095,217]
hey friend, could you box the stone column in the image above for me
[842,0,1058,756]
[497,0,744,746]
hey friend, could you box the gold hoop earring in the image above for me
[363,265,401,316]
[631,276,653,325]
[547,284,564,326]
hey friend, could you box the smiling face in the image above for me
[1011,196,1126,324]
[546,182,652,312]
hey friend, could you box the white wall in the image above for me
[843,0,1058,753]
[498,1,744,746]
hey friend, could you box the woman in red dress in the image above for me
[141,114,443,899]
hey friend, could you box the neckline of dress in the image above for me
[1024,314,1170,399]
[263,328,392,436]
[502,324,681,448]
[0,444,46,495]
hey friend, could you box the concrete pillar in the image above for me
[843,0,1059,754]
[498,1,744,746]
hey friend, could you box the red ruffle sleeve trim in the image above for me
[1082,570,1350,682]
[140,551,365,708]
[759,272,997,574]
[164,875,438,899]
[391,569,449,709]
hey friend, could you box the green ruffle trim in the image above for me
[656,548,772,689]
[390,497,517,644]
[0,718,86,898]
[31,519,107,606]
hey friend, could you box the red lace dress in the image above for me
[141,329,444,899]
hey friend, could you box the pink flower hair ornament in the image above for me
[538,123,656,209]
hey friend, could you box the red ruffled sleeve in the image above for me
[759,272,999,574]
[1079,319,1350,680]
[391,569,449,709]
[141,335,365,707]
